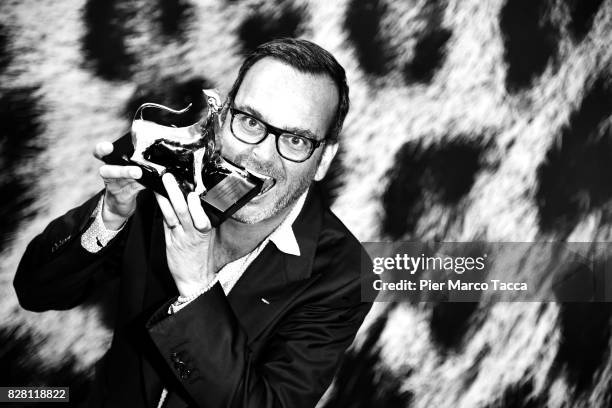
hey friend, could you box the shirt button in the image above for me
[180,368,192,380]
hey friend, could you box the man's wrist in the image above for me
[175,274,216,298]
[169,276,219,314]
[81,196,126,253]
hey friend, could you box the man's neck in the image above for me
[216,205,293,259]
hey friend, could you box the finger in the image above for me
[187,192,211,232]
[99,165,142,180]
[159,213,175,245]
[105,179,146,195]
[94,141,114,159]
[154,192,181,231]
[104,178,146,194]
[162,173,191,228]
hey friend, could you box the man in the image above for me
[14,38,372,408]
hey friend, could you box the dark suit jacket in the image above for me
[14,184,373,408]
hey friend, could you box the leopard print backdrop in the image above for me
[1,0,611,406]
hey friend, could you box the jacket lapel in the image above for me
[227,185,323,343]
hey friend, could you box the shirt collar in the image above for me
[268,191,308,256]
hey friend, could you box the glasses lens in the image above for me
[233,112,266,142]
[278,133,314,161]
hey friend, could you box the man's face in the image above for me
[219,58,339,224]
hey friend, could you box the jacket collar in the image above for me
[282,183,323,281]
[267,191,307,256]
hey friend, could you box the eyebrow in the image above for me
[236,103,321,140]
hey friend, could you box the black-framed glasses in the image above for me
[228,106,324,163]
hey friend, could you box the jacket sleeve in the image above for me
[13,191,126,312]
[146,273,371,408]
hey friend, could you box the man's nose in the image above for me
[250,132,278,160]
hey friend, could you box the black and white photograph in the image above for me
[1,0,612,407]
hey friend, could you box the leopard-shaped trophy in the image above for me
[101,90,264,227]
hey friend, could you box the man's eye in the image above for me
[241,116,259,128]
[289,136,306,146]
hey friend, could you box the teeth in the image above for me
[245,167,276,196]
[259,179,276,195]
[247,168,271,181]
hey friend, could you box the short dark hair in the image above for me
[226,38,349,143]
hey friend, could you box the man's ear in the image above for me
[314,141,339,181]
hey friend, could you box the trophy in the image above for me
[101,90,264,227]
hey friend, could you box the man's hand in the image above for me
[94,142,145,230]
[155,173,215,297]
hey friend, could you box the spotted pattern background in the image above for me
[1,0,612,406]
